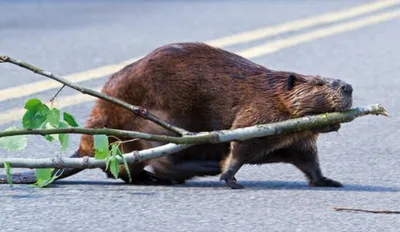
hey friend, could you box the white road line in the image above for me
[0,0,398,103]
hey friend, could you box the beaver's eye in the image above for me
[315,82,324,86]
[286,74,296,91]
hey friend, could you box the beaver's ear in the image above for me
[286,74,296,91]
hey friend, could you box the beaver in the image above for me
[1,42,353,189]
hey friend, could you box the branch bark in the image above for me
[0,143,191,184]
[0,56,189,135]
[0,127,190,144]
[0,104,388,170]
[0,143,191,169]
[0,104,388,145]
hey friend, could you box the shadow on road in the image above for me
[181,180,400,192]
[12,179,396,193]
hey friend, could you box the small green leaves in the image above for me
[43,134,55,142]
[42,122,59,142]
[58,121,69,151]
[33,168,63,188]
[22,99,49,129]
[111,143,119,158]
[106,144,123,180]
[118,149,132,183]
[0,126,27,151]
[4,162,13,187]
[105,144,130,181]
[63,112,79,127]
[47,108,60,127]
[35,168,52,180]
[109,155,120,179]
[18,98,79,150]
[94,135,109,160]
[24,98,42,111]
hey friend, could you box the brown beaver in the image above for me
[1,42,353,189]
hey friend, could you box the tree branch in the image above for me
[0,104,388,170]
[0,127,191,144]
[0,143,191,169]
[0,143,192,184]
[0,104,388,145]
[0,56,189,135]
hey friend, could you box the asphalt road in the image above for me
[1,0,400,231]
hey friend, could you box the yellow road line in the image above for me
[0,0,398,103]
[208,0,400,47]
[237,9,400,59]
[0,58,139,103]
[0,88,101,125]
[1,9,400,126]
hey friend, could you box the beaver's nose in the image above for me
[340,83,353,95]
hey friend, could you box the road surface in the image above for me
[0,0,399,231]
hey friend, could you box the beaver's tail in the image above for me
[0,151,83,184]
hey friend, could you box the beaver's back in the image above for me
[102,42,272,132]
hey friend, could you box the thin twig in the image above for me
[333,207,400,214]
[0,104,389,171]
[0,56,189,135]
[49,84,66,103]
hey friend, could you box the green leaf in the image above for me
[34,179,49,188]
[120,155,132,183]
[114,144,132,183]
[105,156,111,171]
[22,100,49,129]
[24,98,42,111]
[35,168,53,180]
[33,169,63,188]
[63,112,79,127]
[105,144,117,171]
[42,122,59,142]
[4,162,13,187]
[47,108,60,127]
[109,144,120,179]
[109,155,120,179]
[0,126,27,151]
[94,135,109,160]
[43,169,63,186]
[58,121,69,150]
[111,143,119,156]
[44,135,55,142]
[22,110,47,129]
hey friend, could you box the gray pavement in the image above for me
[0,0,399,231]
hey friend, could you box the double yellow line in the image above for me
[1,0,399,125]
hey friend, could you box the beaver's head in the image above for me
[278,73,353,117]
